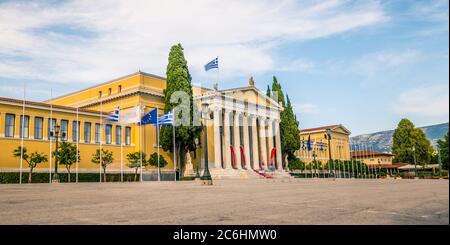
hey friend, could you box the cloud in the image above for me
[275,58,315,72]
[293,103,320,114]
[0,0,386,85]
[351,50,420,76]
[392,84,449,117]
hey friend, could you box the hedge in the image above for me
[0,172,140,184]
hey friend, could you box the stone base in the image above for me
[209,168,293,180]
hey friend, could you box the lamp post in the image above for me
[201,103,213,185]
[437,147,442,178]
[412,146,417,178]
[325,129,333,177]
[51,124,65,183]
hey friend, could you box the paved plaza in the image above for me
[0,179,448,225]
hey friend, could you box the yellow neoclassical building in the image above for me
[0,71,288,179]
[297,124,352,163]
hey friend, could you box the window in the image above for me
[60,120,68,141]
[116,126,122,145]
[108,88,112,95]
[72,121,80,142]
[125,127,131,145]
[118,85,122,93]
[95,123,101,143]
[34,117,43,139]
[98,91,102,98]
[84,122,91,143]
[105,124,112,144]
[47,118,56,139]
[19,115,30,138]
[5,114,15,137]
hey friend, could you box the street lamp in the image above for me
[50,124,65,183]
[201,103,213,185]
[412,146,417,178]
[325,128,333,177]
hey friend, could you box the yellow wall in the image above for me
[354,155,394,166]
[0,102,136,172]
[297,127,351,164]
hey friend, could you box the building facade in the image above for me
[297,124,351,163]
[0,72,287,179]
[351,150,394,166]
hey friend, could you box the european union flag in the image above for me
[307,135,312,152]
[204,57,219,71]
[141,108,158,125]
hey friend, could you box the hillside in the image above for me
[350,122,449,153]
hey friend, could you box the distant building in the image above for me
[297,124,351,163]
[351,150,394,166]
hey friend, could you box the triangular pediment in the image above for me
[332,125,351,135]
[220,86,283,109]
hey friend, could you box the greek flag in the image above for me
[158,111,174,126]
[105,107,119,122]
[204,57,219,71]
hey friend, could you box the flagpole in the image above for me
[139,104,143,182]
[120,100,123,183]
[173,109,176,182]
[49,88,53,183]
[99,96,102,183]
[19,83,25,184]
[76,107,79,183]
[157,106,161,182]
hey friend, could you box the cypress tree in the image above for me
[159,43,201,176]
[270,76,300,167]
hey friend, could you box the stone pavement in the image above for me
[0,178,448,224]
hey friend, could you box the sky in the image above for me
[0,0,448,136]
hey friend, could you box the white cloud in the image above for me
[0,0,386,85]
[392,84,449,117]
[293,103,320,114]
[351,50,420,76]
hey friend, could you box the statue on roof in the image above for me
[249,76,255,87]
[213,83,219,91]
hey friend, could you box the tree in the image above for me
[266,84,271,97]
[269,76,301,167]
[159,43,201,176]
[148,152,169,168]
[13,146,48,183]
[91,149,114,182]
[392,119,433,164]
[437,132,449,170]
[126,151,147,181]
[54,142,80,182]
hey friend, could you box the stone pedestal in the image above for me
[183,151,195,177]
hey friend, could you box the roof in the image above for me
[0,97,102,115]
[369,164,407,169]
[351,150,394,158]
[45,71,212,103]
[300,124,351,135]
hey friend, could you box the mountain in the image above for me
[350,122,449,153]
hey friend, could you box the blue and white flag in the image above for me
[204,57,219,71]
[158,111,174,126]
[140,108,158,125]
[105,107,119,122]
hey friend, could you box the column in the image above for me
[223,110,231,169]
[267,119,274,169]
[242,114,251,169]
[275,120,283,171]
[251,116,260,170]
[233,112,242,169]
[259,117,268,170]
[213,109,222,169]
